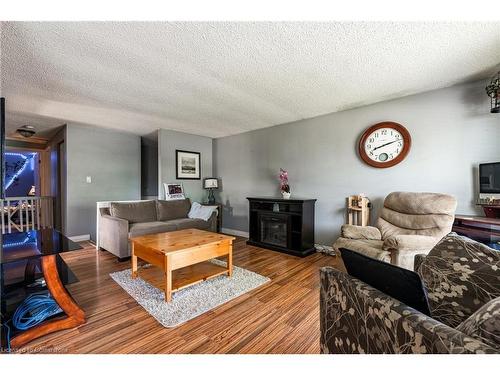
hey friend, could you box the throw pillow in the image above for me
[188,202,217,221]
[417,233,500,328]
[456,296,500,350]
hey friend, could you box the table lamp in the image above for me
[203,178,219,204]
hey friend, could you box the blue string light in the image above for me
[4,152,36,190]
[2,232,37,248]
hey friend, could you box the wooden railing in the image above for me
[1,196,54,234]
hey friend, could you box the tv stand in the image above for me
[453,214,500,250]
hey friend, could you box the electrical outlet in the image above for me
[86,176,92,183]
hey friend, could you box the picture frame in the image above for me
[163,183,185,200]
[176,150,201,180]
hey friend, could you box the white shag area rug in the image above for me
[110,259,270,328]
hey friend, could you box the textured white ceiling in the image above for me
[1,22,499,139]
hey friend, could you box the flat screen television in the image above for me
[479,162,500,199]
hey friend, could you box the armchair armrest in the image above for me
[320,267,497,354]
[383,234,440,253]
[99,214,130,258]
[341,224,381,240]
[383,234,441,270]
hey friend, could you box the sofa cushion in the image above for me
[110,201,157,223]
[456,296,500,350]
[128,221,178,237]
[168,218,211,231]
[157,199,191,221]
[418,233,500,328]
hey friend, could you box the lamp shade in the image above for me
[204,178,219,189]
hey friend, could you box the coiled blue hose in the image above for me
[12,292,62,331]
[1,292,62,352]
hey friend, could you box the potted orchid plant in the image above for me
[279,168,291,199]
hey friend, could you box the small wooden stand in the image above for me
[346,195,371,226]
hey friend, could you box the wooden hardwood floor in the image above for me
[20,237,342,354]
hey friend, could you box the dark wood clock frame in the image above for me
[358,121,411,168]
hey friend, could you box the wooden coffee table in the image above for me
[130,229,235,302]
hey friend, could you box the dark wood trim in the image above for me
[358,121,411,168]
[10,254,86,349]
[175,149,201,180]
[246,197,317,203]
[452,214,500,248]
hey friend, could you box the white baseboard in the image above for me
[68,234,91,242]
[221,228,249,238]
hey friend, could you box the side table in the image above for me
[1,229,85,350]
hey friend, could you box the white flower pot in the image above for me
[282,192,291,199]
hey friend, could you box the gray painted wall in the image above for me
[158,129,213,203]
[66,124,141,240]
[214,79,500,245]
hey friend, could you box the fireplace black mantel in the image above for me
[247,197,316,257]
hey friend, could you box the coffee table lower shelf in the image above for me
[138,261,230,293]
[130,229,235,303]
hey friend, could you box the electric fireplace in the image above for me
[247,197,316,257]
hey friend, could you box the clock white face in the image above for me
[364,127,404,163]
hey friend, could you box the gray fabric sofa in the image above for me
[320,233,500,354]
[98,199,217,259]
[333,192,457,270]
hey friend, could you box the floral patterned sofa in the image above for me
[320,233,500,354]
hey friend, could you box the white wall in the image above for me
[214,79,500,244]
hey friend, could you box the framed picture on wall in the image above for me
[176,150,201,180]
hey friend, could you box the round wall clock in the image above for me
[358,122,411,168]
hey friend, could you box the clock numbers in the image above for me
[359,122,411,168]
[363,127,404,163]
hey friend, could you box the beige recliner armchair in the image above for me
[333,192,457,270]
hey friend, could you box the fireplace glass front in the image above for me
[260,215,288,248]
